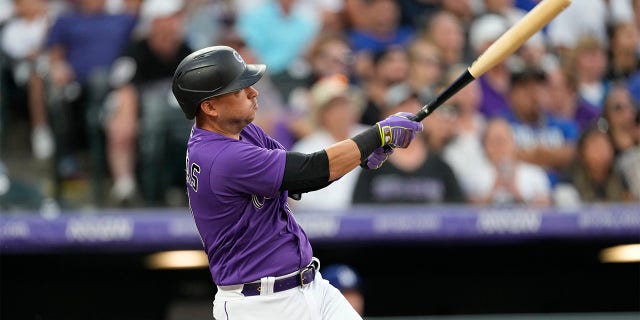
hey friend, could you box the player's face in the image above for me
[214,86,260,127]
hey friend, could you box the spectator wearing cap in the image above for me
[504,67,579,187]
[321,264,365,316]
[479,0,548,68]
[103,0,191,206]
[352,82,465,204]
[290,74,368,211]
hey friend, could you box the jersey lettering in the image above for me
[251,195,271,209]
[189,163,201,192]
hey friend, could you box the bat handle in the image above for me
[409,108,429,122]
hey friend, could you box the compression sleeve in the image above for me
[280,150,333,194]
[351,126,381,160]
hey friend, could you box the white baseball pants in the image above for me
[212,271,362,320]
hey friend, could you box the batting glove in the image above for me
[376,112,423,148]
[362,146,394,170]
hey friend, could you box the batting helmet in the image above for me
[172,46,266,119]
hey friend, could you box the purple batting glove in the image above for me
[376,112,423,148]
[363,146,394,170]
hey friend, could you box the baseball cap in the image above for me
[510,67,546,87]
[140,0,184,21]
[322,264,361,291]
[469,14,509,53]
[309,74,352,111]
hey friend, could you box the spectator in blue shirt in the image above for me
[503,68,578,187]
[44,0,136,180]
[236,0,321,101]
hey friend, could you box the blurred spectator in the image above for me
[565,36,610,110]
[469,14,512,118]
[236,0,321,102]
[321,264,365,316]
[223,33,293,147]
[406,36,442,102]
[283,32,354,117]
[0,0,13,22]
[505,68,578,186]
[182,0,232,51]
[236,0,344,34]
[544,67,599,134]
[479,0,547,68]
[104,0,191,206]
[0,0,52,160]
[629,69,640,105]
[423,10,468,69]
[547,0,635,54]
[606,21,639,81]
[290,74,367,211]
[442,64,489,197]
[0,160,47,211]
[352,83,465,204]
[582,82,640,203]
[571,126,632,202]
[44,0,136,180]
[422,98,457,154]
[345,0,414,82]
[397,0,439,29]
[346,0,414,53]
[600,84,639,156]
[467,118,551,206]
[306,33,353,83]
[440,0,476,26]
[358,46,410,125]
[309,0,347,34]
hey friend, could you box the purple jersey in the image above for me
[185,123,313,286]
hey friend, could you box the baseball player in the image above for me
[171,45,423,320]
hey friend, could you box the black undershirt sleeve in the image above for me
[280,151,333,195]
[280,126,381,199]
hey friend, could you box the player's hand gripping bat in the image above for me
[408,0,572,123]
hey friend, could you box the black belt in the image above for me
[241,264,317,296]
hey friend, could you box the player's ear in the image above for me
[200,99,218,117]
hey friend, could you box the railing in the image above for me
[1,203,638,253]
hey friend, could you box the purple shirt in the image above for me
[478,76,511,119]
[46,12,136,84]
[574,99,600,133]
[185,123,312,286]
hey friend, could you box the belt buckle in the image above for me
[299,267,312,287]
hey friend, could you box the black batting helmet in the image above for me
[172,46,266,119]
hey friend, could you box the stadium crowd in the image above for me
[0,0,638,211]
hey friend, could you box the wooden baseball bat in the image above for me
[410,0,572,122]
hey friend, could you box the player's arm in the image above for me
[280,112,422,194]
